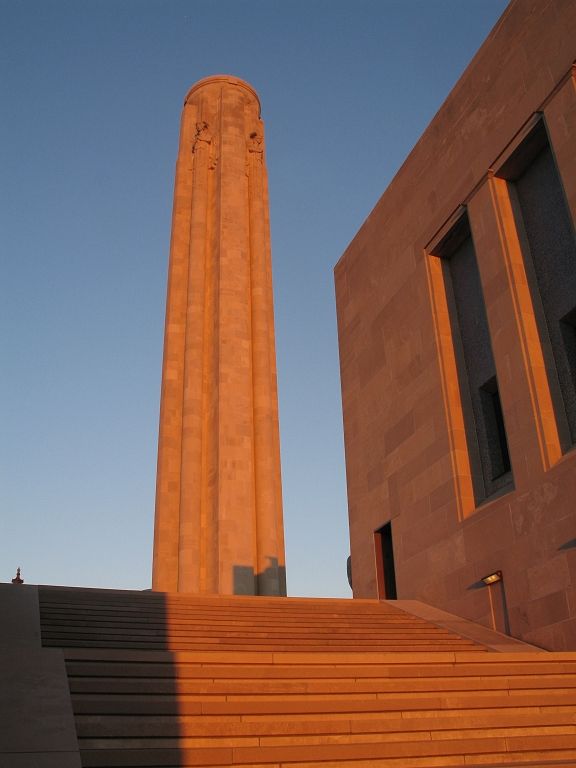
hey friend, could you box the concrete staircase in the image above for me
[39,586,576,767]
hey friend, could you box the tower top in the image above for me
[185,75,261,112]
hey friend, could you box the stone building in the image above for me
[336,0,576,650]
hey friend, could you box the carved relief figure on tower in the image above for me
[192,120,212,150]
[248,129,264,156]
[192,120,217,169]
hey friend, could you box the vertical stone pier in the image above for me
[153,75,286,596]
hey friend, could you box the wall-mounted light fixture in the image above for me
[481,570,502,585]
[480,570,509,635]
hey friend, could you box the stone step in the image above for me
[73,709,576,739]
[77,734,576,766]
[70,688,576,716]
[66,647,546,664]
[64,658,576,678]
[39,588,383,605]
[77,721,576,749]
[40,593,400,615]
[42,616,456,634]
[40,605,436,620]
[42,606,420,617]
[41,623,468,640]
[66,672,576,696]
[48,640,483,654]
[71,700,576,724]
[39,597,410,612]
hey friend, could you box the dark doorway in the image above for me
[375,522,397,599]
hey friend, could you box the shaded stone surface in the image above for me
[0,584,81,768]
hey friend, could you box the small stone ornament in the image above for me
[11,567,24,584]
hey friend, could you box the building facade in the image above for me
[336,0,576,649]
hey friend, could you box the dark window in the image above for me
[375,522,397,600]
[560,307,576,399]
[499,120,576,448]
[480,376,511,480]
[434,215,513,502]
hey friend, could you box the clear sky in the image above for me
[1,0,509,597]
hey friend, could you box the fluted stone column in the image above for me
[153,75,286,596]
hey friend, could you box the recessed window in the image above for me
[433,214,514,503]
[497,120,576,448]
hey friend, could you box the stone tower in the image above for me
[152,75,286,596]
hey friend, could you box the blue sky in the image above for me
[1,0,508,597]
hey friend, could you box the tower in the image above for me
[153,75,286,596]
